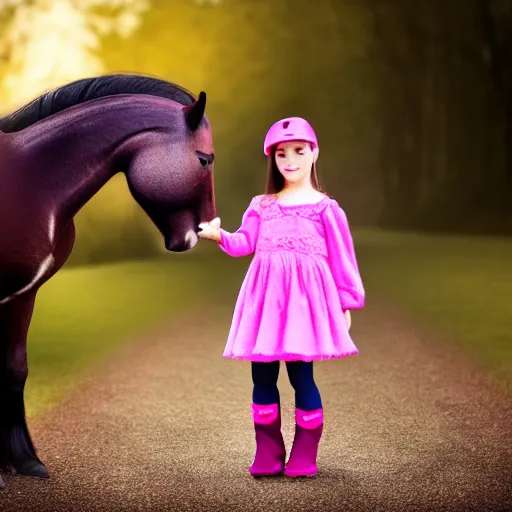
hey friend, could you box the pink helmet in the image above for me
[263,117,318,156]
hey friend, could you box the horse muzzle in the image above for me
[165,228,199,252]
[158,208,201,253]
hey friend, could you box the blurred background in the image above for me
[0,0,510,416]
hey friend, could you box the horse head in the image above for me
[124,92,216,252]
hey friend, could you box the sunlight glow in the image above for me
[0,0,149,112]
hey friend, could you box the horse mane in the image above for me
[0,73,197,133]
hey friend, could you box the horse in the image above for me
[0,74,217,487]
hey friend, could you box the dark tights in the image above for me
[251,361,322,411]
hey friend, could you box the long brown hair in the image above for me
[264,145,323,194]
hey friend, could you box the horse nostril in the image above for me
[198,157,208,167]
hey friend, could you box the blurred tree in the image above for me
[370,0,512,232]
[1,0,511,266]
[0,0,150,111]
[481,0,512,199]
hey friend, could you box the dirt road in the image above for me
[1,303,510,511]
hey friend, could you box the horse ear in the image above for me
[183,91,207,131]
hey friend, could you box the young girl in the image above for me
[198,117,365,478]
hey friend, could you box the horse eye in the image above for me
[198,156,208,167]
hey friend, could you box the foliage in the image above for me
[0,0,149,111]
[1,0,511,266]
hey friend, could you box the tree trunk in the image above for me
[506,105,512,187]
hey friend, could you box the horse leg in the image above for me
[0,222,75,482]
[0,289,49,478]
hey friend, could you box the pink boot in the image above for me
[284,408,323,478]
[249,403,286,477]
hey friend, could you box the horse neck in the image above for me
[11,97,157,220]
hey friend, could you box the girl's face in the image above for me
[274,140,317,186]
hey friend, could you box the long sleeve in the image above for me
[218,197,261,257]
[323,201,365,310]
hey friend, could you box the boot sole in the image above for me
[250,464,285,477]
[284,468,318,478]
[250,471,285,478]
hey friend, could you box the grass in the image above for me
[355,228,512,393]
[25,250,239,419]
[23,228,512,420]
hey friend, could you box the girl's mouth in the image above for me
[284,168,299,173]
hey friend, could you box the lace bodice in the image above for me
[217,193,365,310]
[252,195,330,257]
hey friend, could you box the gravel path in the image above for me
[1,302,510,511]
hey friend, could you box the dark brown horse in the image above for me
[0,74,216,488]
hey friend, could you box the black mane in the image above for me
[0,73,197,132]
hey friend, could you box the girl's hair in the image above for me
[264,145,323,194]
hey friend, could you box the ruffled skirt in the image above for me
[223,251,358,362]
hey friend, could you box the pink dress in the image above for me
[218,194,365,362]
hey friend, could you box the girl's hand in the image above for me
[344,310,351,330]
[198,217,222,242]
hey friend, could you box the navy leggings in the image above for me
[251,361,322,411]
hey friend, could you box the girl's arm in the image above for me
[217,197,261,257]
[323,200,365,310]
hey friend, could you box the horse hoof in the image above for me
[14,459,50,479]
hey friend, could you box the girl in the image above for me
[198,117,365,478]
